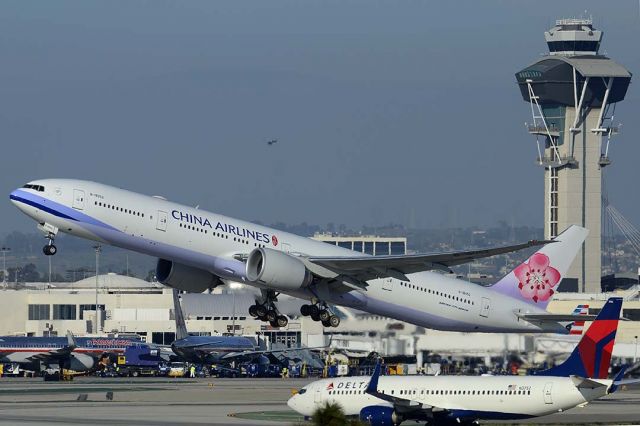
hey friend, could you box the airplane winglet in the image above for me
[366,360,382,394]
[66,330,78,350]
[609,366,628,394]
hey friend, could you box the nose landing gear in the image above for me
[38,223,59,256]
[249,290,289,328]
[43,244,57,256]
[300,302,340,327]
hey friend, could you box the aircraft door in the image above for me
[156,210,168,232]
[314,387,322,404]
[72,189,85,210]
[382,278,393,291]
[543,382,553,404]
[479,297,490,318]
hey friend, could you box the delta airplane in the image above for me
[11,179,591,333]
[0,331,149,372]
[288,298,638,425]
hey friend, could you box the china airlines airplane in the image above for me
[288,298,637,426]
[10,179,590,332]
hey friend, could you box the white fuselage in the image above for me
[10,179,559,333]
[287,375,611,421]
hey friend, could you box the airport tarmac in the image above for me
[0,377,637,425]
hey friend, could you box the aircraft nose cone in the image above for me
[287,395,298,412]
[9,189,22,208]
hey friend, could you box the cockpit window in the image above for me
[22,184,45,192]
[298,389,307,394]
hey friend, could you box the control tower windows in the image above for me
[547,40,600,54]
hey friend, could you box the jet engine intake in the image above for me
[156,259,222,293]
[359,406,402,426]
[245,248,312,290]
[64,353,97,372]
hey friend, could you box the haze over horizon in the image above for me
[2,1,639,233]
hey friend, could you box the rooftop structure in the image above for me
[312,233,407,256]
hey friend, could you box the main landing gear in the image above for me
[249,290,289,328]
[300,302,340,328]
[38,223,59,256]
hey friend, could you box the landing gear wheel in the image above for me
[43,244,57,256]
[300,305,311,317]
[308,305,319,318]
[321,319,331,328]
[310,312,320,322]
[255,305,268,318]
[318,309,331,322]
[276,315,288,328]
[328,315,340,328]
[266,310,278,323]
[248,305,259,317]
[269,320,279,328]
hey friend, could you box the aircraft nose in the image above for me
[9,189,22,207]
[287,394,299,412]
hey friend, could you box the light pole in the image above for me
[1,247,10,284]
[634,336,638,364]
[93,245,102,334]
[229,283,243,336]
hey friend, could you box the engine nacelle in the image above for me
[359,405,401,426]
[64,353,96,372]
[156,259,222,293]
[245,248,312,290]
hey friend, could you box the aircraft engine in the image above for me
[359,406,401,426]
[156,259,222,293]
[245,248,312,290]
[64,353,96,371]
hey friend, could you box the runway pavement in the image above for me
[0,377,637,425]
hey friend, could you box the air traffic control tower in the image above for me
[515,19,632,293]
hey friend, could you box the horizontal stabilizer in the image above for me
[516,313,598,322]
[571,376,607,389]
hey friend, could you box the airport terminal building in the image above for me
[1,273,638,368]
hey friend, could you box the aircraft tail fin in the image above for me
[568,304,590,335]
[490,225,588,309]
[172,288,188,340]
[536,297,622,379]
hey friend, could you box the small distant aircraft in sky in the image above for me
[267,139,278,146]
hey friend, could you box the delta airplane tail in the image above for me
[536,297,622,379]
[489,225,588,309]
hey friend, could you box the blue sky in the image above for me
[1,1,639,231]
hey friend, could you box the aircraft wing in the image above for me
[306,239,550,283]
[27,331,77,362]
[220,344,328,361]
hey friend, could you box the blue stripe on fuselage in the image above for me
[10,190,119,231]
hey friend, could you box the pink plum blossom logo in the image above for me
[514,253,561,303]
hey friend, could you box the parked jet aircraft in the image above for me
[11,180,590,333]
[0,332,149,372]
[169,288,306,364]
[288,298,638,425]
